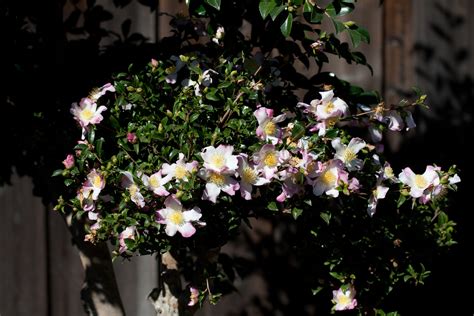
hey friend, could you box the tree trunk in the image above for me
[148,252,191,316]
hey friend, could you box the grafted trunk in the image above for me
[148,252,195,316]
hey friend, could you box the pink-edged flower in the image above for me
[315,90,349,121]
[88,83,115,102]
[162,153,198,182]
[82,169,105,200]
[141,171,171,197]
[276,170,305,202]
[332,285,357,311]
[127,132,137,144]
[121,171,145,208]
[198,169,240,203]
[62,154,75,169]
[151,58,159,68]
[312,160,347,197]
[70,98,107,139]
[398,166,440,200]
[254,107,286,144]
[156,195,204,238]
[201,145,238,173]
[188,287,199,307]
[332,137,366,171]
[119,226,135,253]
[237,155,270,200]
[253,144,287,180]
[300,90,349,136]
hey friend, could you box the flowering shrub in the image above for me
[54,0,460,314]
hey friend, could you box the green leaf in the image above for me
[347,26,370,47]
[291,121,305,140]
[267,201,278,212]
[64,179,74,187]
[348,29,362,47]
[96,137,105,158]
[259,0,277,19]
[303,2,323,24]
[292,207,303,220]
[320,212,331,225]
[397,195,407,208]
[280,13,293,37]
[52,169,64,177]
[205,0,221,10]
[326,3,354,17]
[270,5,285,20]
[331,18,346,34]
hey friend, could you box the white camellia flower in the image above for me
[156,195,204,238]
[332,137,366,171]
[121,171,145,208]
[398,166,439,199]
[312,160,347,198]
[332,285,358,311]
[161,153,198,183]
[119,226,135,254]
[70,97,107,139]
[237,155,270,200]
[82,169,105,200]
[253,107,286,144]
[141,171,171,196]
[201,145,238,173]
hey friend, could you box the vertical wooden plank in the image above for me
[48,211,86,316]
[324,0,384,92]
[114,255,158,316]
[0,173,48,316]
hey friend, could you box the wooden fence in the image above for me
[1,0,472,315]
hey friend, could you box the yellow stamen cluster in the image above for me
[342,149,356,162]
[242,167,257,184]
[321,170,336,186]
[169,211,184,225]
[93,175,102,188]
[264,121,277,136]
[414,175,428,189]
[209,172,225,186]
[175,165,187,180]
[80,109,94,121]
[210,154,225,169]
[263,152,278,167]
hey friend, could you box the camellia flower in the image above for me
[82,169,105,200]
[254,107,286,144]
[141,171,171,197]
[237,155,270,200]
[119,226,135,254]
[398,166,439,200]
[70,97,107,139]
[188,287,199,307]
[121,171,146,208]
[332,285,358,311]
[367,182,389,217]
[201,145,238,173]
[299,90,349,136]
[253,144,287,180]
[161,153,198,183]
[88,82,115,102]
[156,195,204,238]
[62,154,75,169]
[312,160,347,197]
[212,26,225,44]
[332,137,366,171]
[199,169,240,203]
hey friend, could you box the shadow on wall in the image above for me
[386,1,473,315]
